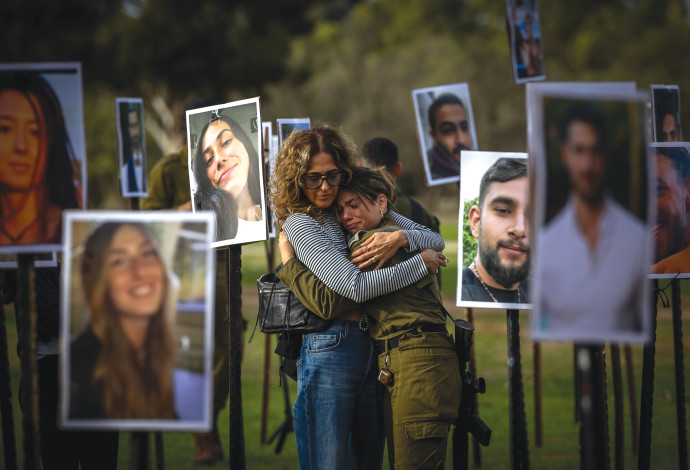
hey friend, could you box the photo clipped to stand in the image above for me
[59,211,216,431]
[457,150,531,310]
[0,62,87,254]
[412,83,478,186]
[116,97,148,198]
[528,83,653,344]
[186,97,267,247]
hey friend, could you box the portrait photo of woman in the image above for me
[61,212,216,430]
[187,98,267,247]
[0,64,86,253]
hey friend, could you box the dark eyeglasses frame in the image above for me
[301,171,343,189]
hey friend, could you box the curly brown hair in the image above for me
[271,125,356,227]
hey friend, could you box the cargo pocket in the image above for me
[404,420,450,440]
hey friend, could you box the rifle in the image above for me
[453,318,491,470]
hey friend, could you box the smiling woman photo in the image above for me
[69,222,177,420]
[191,106,263,243]
[0,71,81,247]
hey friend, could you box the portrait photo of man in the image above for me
[530,89,652,343]
[413,83,478,186]
[116,98,148,197]
[651,85,682,143]
[651,143,690,276]
[457,151,530,309]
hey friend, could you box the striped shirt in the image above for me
[283,210,444,303]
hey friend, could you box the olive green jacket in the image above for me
[278,213,446,339]
[140,149,191,210]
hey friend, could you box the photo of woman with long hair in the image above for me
[189,100,265,246]
[270,125,447,469]
[69,222,176,420]
[0,69,82,250]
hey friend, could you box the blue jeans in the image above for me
[294,319,384,470]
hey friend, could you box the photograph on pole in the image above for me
[116,97,148,198]
[506,0,546,83]
[651,84,682,143]
[0,62,87,254]
[457,150,531,309]
[60,211,216,431]
[412,83,478,186]
[277,118,311,145]
[186,97,267,247]
[649,142,690,277]
[528,84,653,344]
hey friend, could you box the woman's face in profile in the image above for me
[105,225,165,319]
[0,90,47,191]
[203,119,250,199]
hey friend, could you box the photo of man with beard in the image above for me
[459,154,530,307]
[651,144,690,275]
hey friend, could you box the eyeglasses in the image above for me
[301,170,342,189]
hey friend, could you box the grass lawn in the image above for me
[2,218,689,469]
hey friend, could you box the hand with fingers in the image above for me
[350,231,409,270]
[421,249,448,273]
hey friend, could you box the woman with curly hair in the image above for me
[191,111,263,242]
[271,125,447,469]
[69,222,176,420]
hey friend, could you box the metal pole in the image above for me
[637,280,658,470]
[533,343,543,448]
[578,346,608,470]
[16,254,40,470]
[670,279,688,470]
[506,309,529,470]
[130,432,149,470]
[260,239,275,445]
[574,344,581,424]
[227,246,246,469]
[0,270,18,470]
[154,432,164,470]
[611,345,624,470]
[466,308,482,467]
[624,345,639,456]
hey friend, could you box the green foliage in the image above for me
[462,197,478,267]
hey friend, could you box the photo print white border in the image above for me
[649,141,690,278]
[186,97,267,248]
[456,151,531,310]
[650,84,682,143]
[116,97,148,198]
[59,210,216,431]
[412,83,478,187]
[527,84,653,344]
[277,118,311,145]
[0,62,87,254]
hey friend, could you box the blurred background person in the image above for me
[142,99,231,465]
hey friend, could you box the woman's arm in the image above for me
[283,213,441,303]
[350,211,444,269]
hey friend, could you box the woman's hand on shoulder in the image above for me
[351,231,408,270]
[279,229,296,264]
[420,249,448,274]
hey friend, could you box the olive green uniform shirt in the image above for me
[278,213,446,339]
[140,149,191,210]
